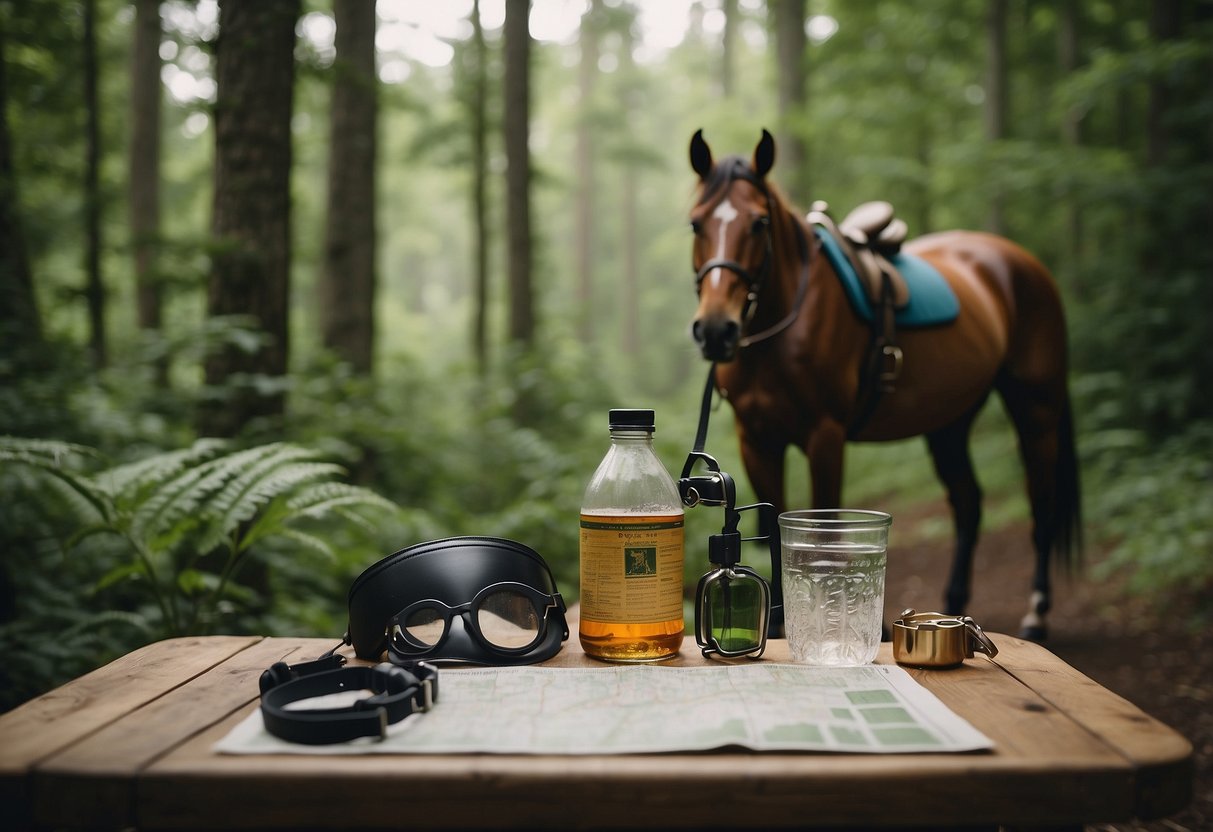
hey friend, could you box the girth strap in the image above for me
[848,269,903,439]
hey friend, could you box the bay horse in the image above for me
[687,129,1081,639]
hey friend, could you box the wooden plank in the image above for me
[136,636,1139,829]
[140,715,1124,830]
[0,635,261,831]
[9,632,1186,830]
[31,636,321,830]
[990,634,1194,820]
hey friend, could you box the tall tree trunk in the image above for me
[319,0,378,374]
[83,0,106,368]
[1111,0,1133,150]
[470,0,489,375]
[772,0,807,200]
[575,0,601,343]
[984,0,1008,235]
[130,0,162,336]
[1058,0,1084,296]
[1146,0,1180,168]
[721,0,737,98]
[914,121,931,235]
[504,0,534,348]
[620,166,638,356]
[0,18,40,353]
[200,0,300,438]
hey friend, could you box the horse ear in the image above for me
[690,129,713,180]
[753,129,775,180]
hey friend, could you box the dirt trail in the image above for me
[883,504,1211,831]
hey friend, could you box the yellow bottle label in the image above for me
[579,513,684,624]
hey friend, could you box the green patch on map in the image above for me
[846,689,897,705]
[829,725,869,746]
[859,707,914,725]
[831,707,854,720]
[763,723,825,744]
[872,726,940,746]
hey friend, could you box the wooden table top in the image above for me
[0,632,1192,831]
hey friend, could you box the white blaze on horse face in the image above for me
[708,198,739,290]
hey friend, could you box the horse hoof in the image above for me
[1019,624,1047,642]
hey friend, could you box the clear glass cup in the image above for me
[777,509,892,665]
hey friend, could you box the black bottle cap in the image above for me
[608,409,655,431]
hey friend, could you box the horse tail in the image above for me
[1053,391,1083,572]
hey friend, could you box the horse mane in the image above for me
[697,155,748,203]
[699,155,803,225]
[762,179,805,253]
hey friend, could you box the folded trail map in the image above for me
[217,663,993,755]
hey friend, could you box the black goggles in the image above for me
[389,581,566,661]
[347,537,570,667]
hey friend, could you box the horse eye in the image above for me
[751,217,769,235]
[690,220,703,236]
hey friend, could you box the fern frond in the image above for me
[26,474,109,531]
[286,482,399,518]
[236,483,397,551]
[92,561,147,593]
[66,523,121,550]
[0,439,113,523]
[0,436,99,463]
[130,443,289,547]
[197,453,346,555]
[127,458,221,545]
[276,528,339,562]
[97,438,227,502]
[331,505,381,536]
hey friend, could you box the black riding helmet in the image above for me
[347,536,569,666]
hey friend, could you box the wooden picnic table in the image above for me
[0,632,1192,831]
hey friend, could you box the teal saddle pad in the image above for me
[814,226,959,328]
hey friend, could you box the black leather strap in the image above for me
[260,662,438,745]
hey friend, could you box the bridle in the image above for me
[692,162,811,349]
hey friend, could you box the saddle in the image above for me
[807,199,909,438]
[808,200,910,310]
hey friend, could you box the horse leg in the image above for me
[924,407,984,617]
[997,374,1077,641]
[737,431,788,512]
[806,419,846,508]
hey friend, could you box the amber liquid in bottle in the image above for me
[579,410,685,663]
[579,512,685,662]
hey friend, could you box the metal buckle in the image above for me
[892,609,998,668]
[880,344,903,385]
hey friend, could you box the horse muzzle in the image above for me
[691,314,742,362]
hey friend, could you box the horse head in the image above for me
[688,129,776,362]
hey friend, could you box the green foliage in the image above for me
[1086,421,1213,620]
[288,340,620,596]
[5,0,1213,711]
[0,436,399,708]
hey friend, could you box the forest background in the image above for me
[0,0,1210,711]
